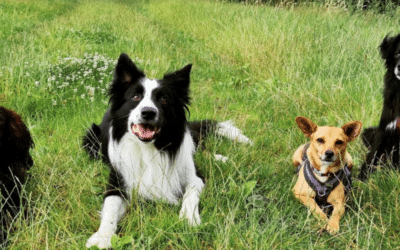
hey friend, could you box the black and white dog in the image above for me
[359,33,400,180]
[83,53,252,248]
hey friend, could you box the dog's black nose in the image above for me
[141,107,157,120]
[325,150,334,159]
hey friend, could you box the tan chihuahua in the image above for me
[292,116,362,234]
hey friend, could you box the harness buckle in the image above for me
[317,187,327,197]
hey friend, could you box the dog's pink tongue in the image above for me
[132,124,155,139]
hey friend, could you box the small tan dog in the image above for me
[292,116,362,234]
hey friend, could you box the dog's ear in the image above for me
[162,64,192,107]
[163,64,192,89]
[109,54,145,110]
[0,107,34,162]
[114,53,145,84]
[295,116,317,138]
[380,35,395,61]
[342,121,362,142]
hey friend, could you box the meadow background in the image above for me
[1,0,400,249]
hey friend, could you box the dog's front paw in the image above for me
[86,231,113,249]
[326,220,340,234]
[179,205,201,226]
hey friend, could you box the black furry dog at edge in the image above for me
[359,33,400,181]
[0,106,34,246]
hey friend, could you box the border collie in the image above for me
[359,33,400,180]
[83,53,252,248]
[0,106,34,246]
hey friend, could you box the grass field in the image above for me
[1,0,400,249]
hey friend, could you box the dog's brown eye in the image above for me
[336,140,344,145]
[160,97,167,105]
[133,94,141,101]
[317,138,324,143]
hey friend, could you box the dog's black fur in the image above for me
[0,106,34,245]
[359,33,400,180]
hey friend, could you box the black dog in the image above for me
[359,33,400,180]
[0,106,34,245]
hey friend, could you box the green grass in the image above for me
[1,0,400,248]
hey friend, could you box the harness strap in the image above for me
[299,144,352,214]
[302,143,310,162]
[296,143,310,174]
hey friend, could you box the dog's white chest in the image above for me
[108,130,183,204]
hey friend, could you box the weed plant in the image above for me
[43,53,116,106]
